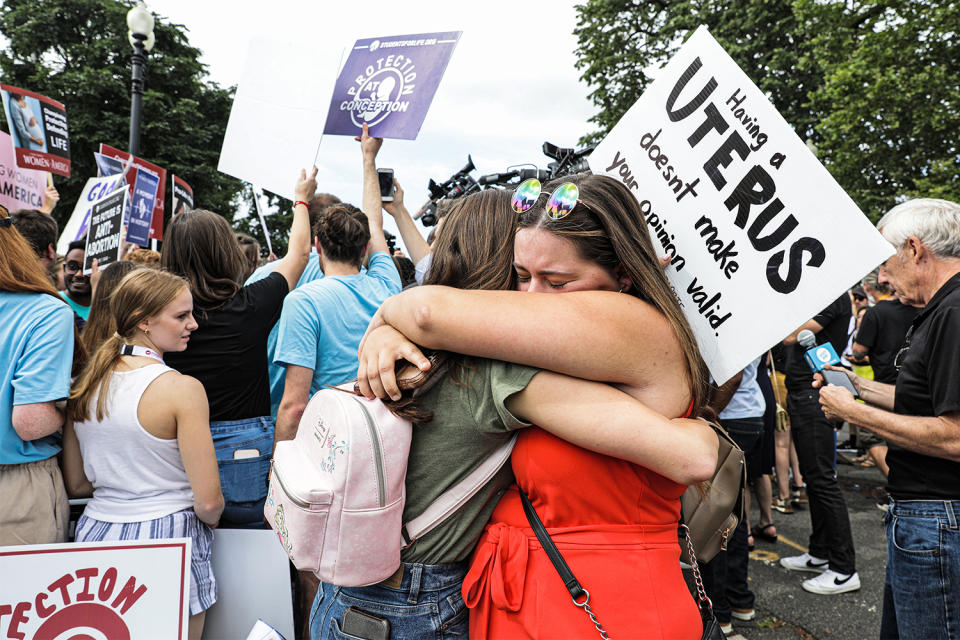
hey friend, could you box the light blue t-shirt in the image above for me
[274,251,402,395]
[1,291,75,464]
[719,356,766,420]
[245,251,325,418]
[59,290,90,321]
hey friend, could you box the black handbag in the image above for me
[520,489,724,640]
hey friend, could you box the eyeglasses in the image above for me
[894,325,915,372]
[63,260,82,274]
[511,179,580,219]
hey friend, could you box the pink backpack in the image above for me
[264,385,514,587]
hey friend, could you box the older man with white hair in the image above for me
[818,197,960,640]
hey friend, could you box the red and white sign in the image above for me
[0,538,191,640]
[98,144,167,241]
[0,131,46,212]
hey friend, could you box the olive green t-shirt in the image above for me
[400,358,538,564]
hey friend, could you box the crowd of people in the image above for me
[2,120,959,640]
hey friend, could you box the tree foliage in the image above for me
[0,0,244,231]
[574,0,960,220]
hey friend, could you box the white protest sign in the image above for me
[590,26,894,383]
[57,172,128,254]
[0,538,191,640]
[252,185,274,256]
[203,529,294,640]
[218,37,342,200]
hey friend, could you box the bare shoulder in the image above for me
[147,370,207,405]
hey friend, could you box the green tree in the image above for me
[573,0,960,220]
[0,0,244,232]
[798,0,960,218]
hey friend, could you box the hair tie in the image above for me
[0,217,12,228]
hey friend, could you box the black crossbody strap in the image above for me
[520,490,612,639]
[519,489,587,601]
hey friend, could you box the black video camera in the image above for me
[417,156,479,226]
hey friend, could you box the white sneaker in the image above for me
[779,552,828,574]
[802,569,861,594]
[719,622,733,636]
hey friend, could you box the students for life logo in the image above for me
[341,52,418,128]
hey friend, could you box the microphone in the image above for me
[798,329,859,398]
[797,329,840,373]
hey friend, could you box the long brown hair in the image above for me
[161,209,245,311]
[0,205,87,375]
[382,189,516,421]
[519,173,710,415]
[82,261,142,355]
[69,269,190,422]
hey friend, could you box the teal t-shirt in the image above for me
[245,251,325,418]
[274,252,401,394]
[59,290,90,321]
[1,291,75,464]
[401,358,539,564]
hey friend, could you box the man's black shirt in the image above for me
[784,294,852,393]
[889,272,960,500]
[855,298,919,384]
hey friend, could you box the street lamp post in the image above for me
[127,2,155,157]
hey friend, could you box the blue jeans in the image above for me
[881,499,960,639]
[309,562,469,639]
[209,416,274,528]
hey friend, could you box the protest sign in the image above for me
[83,184,127,274]
[171,174,194,216]
[252,185,274,255]
[99,144,167,241]
[0,84,70,176]
[94,151,125,177]
[127,168,160,246]
[0,131,46,211]
[218,37,342,200]
[589,26,894,383]
[57,172,129,254]
[203,529,294,640]
[0,538,190,640]
[323,31,461,140]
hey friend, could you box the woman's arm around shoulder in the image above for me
[506,370,717,486]
[169,373,224,527]
[377,287,688,400]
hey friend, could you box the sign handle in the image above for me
[251,185,274,256]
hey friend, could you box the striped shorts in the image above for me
[76,509,217,615]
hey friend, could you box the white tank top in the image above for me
[75,363,195,522]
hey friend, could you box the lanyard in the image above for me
[120,344,164,364]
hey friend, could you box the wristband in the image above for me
[294,200,309,209]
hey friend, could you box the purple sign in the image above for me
[323,31,461,140]
[126,169,159,246]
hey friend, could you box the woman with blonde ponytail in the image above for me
[0,205,77,546]
[61,268,224,640]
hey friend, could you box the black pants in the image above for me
[787,389,856,575]
[702,417,763,622]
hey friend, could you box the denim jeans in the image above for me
[702,417,762,622]
[309,562,469,639]
[209,416,274,528]
[786,390,856,574]
[881,500,960,639]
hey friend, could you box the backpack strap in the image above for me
[401,433,517,547]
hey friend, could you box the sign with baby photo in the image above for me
[589,25,894,383]
[0,84,71,176]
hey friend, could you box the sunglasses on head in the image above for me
[511,178,579,219]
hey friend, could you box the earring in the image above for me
[618,287,624,294]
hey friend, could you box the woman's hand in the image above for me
[383,180,405,217]
[355,122,383,160]
[357,325,430,400]
[294,166,318,203]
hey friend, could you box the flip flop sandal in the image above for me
[751,523,778,542]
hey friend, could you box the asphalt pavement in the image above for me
[683,432,890,640]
